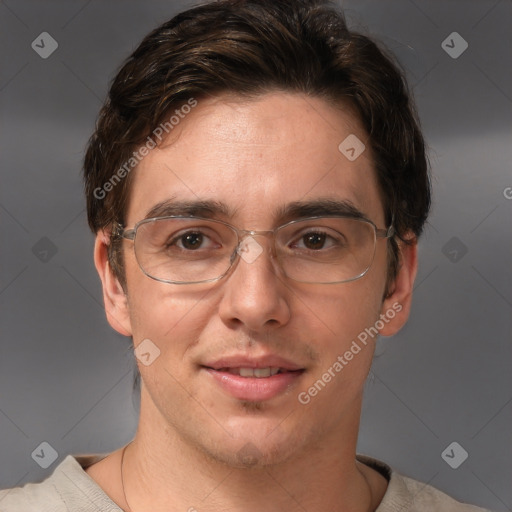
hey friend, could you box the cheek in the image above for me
[293,286,382,418]
[297,280,384,370]
[128,285,213,410]
[296,277,384,340]
[124,250,208,356]
[129,287,206,348]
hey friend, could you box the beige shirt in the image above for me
[0,453,492,511]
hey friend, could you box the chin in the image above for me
[203,437,300,469]
[199,413,309,469]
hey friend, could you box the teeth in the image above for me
[254,368,271,378]
[239,367,255,377]
[228,367,282,378]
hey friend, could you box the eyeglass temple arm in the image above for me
[376,214,395,239]
[376,226,395,239]
[111,223,135,241]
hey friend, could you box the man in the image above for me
[0,0,492,510]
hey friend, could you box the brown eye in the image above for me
[302,232,327,250]
[179,232,204,250]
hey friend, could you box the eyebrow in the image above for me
[142,197,368,224]
[144,198,238,220]
[274,198,367,223]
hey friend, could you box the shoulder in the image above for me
[390,473,492,511]
[0,480,63,512]
[0,454,120,512]
[0,458,70,512]
[356,455,493,512]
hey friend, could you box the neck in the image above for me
[120,387,377,512]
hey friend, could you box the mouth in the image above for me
[213,366,301,378]
[202,358,305,401]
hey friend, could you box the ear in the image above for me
[94,230,132,337]
[378,234,418,337]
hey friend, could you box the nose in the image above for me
[217,234,291,332]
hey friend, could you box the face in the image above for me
[96,92,416,467]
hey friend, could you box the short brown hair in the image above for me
[84,0,431,290]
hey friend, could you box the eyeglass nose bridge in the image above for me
[231,228,280,267]
[239,228,275,237]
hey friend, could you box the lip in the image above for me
[201,354,305,401]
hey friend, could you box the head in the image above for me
[84,0,430,467]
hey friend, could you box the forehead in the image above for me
[126,92,384,227]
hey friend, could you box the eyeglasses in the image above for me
[118,215,394,285]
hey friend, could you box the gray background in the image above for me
[0,0,510,510]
